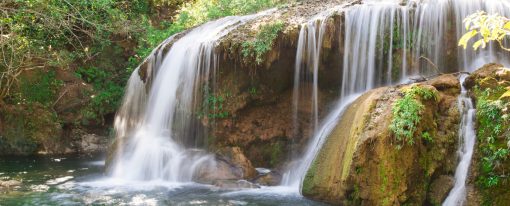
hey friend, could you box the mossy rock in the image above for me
[302,75,461,205]
[0,102,63,155]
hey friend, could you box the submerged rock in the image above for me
[193,157,243,184]
[302,74,461,205]
[212,179,260,189]
[0,180,21,191]
[252,171,282,186]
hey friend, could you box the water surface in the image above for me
[0,155,325,206]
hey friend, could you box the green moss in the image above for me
[302,159,318,195]
[270,141,283,167]
[242,21,285,65]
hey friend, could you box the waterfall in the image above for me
[442,75,476,206]
[282,0,510,195]
[110,11,271,182]
[282,13,329,189]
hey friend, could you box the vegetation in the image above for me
[474,86,509,190]
[242,21,285,64]
[200,90,230,119]
[389,85,438,148]
[0,0,288,125]
[459,11,510,51]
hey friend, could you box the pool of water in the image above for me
[0,155,326,205]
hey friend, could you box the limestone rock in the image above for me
[212,179,260,189]
[253,171,282,186]
[79,134,108,153]
[193,156,244,184]
[0,180,21,191]
[302,77,461,205]
[218,147,257,179]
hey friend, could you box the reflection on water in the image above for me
[0,155,325,205]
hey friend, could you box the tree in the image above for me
[458,11,510,51]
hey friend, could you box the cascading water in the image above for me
[281,12,330,189]
[282,0,510,195]
[442,75,476,206]
[110,11,271,182]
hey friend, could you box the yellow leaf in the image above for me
[504,21,510,30]
[473,39,485,50]
[458,30,478,49]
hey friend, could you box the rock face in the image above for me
[0,102,64,155]
[194,147,257,184]
[302,74,461,205]
[0,68,110,156]
[464,63,510,206]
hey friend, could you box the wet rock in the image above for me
[427,175,454,205]
[212,179,260,189]
[253,171,282,186]
[193,157,243,184]
[464,63,510,89]
[0,180,21,190]
[427,74,461,96]
[218,147,257,179]
[79,134,108,153]
[0,102,63,155]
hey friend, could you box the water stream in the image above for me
[442,75,477,206]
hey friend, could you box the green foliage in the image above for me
[129,0,289,70]
[422,131,433,142]
[389,85,438,148]
[242,21,285,64]
[459,11,510,51]
[474,86,510,189]
[17,71,62,106]
[199,87,229,119]
[177,0,286,28]
[76,67,124,122]
[1,0,288,122]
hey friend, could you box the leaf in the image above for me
[473,39,485,50]
[504,21,510,30]
[458,30,478,49]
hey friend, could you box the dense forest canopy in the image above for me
[0,0,288,121]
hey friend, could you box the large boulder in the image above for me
[302,74,461,205]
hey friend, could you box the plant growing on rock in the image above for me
[389,85,438,148]
[242,21,284,65]
[474,86,510,189]
[459,11,510,51]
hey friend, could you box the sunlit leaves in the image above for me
[459,11,510,51]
